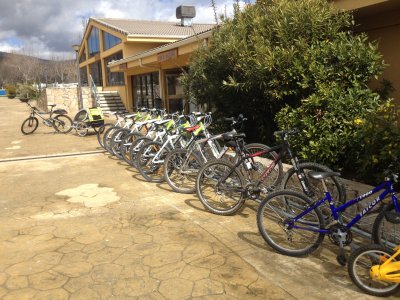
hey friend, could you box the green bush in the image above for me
[16,84,38,100]
[354,100,400,186]
[5,84,16,98]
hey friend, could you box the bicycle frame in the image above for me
[370,245,400,283]
[290,180,400,234]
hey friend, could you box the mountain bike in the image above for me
[20,98,72,134]
[163,114,263,194]
[136,115,206,183]
[347,244,400,297]
[257,172,400,265]
[196,129,344,216]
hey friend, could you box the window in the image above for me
[89,61,102,86]
[79,46,86,63]
[88,27,100,58]
[80,66,88,86]
[104,32,122,51]
[132,72,160,109]
[104,51,125,86]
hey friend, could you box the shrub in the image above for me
[182,0,386,151]
[5,84,16,98]
[354,100,400,186]
[16,84,38,100]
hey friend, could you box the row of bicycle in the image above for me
[95,107,400,297]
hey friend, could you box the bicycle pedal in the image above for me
[336,253,347,266]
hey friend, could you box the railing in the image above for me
[89,75,99,107]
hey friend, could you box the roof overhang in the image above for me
[108,29,213,70]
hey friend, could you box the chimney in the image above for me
[176,5,196,27]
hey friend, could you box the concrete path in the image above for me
[0,98,392,299]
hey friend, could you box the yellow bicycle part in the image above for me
[370,246,400,283]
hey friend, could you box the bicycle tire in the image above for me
[129,137,153,168]
[280,162,345,222]
[97,123,114,149]
[196,159,246,215]
[21,117,39,135]
[348,244,400,297]
[110,128,131,158]
[372,204,400,248]
[103,126,120,153]
[136,141,170,182]
[120,132,144,165]
[257,190,325,257]
[164,148,203,194]
[53,115,73,133]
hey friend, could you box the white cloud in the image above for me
[0,0,250,58]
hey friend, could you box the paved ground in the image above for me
[0,98,392,299]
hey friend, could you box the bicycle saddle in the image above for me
[48,104,56,107]
[308,171,341,180]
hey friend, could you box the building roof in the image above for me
[92,18,216,39]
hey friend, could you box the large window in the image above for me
[104,51,125,86]
[80,66,88,86]
[132,72,160,109]
[89,61,102,86]
[88,27,100,58]
[104,32,122,51]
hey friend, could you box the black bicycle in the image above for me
[20,98,73,134]
[196,129,345,215]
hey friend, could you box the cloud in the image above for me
[0,0,250,59]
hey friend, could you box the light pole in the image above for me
[72,44,83,110]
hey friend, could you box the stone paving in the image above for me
[0,98,394,299]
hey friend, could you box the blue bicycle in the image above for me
[257,171,400,264]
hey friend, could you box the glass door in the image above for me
[166,72,184,113]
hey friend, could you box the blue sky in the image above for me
[0,0,248,59]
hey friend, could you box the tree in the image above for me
[182,0,386,172]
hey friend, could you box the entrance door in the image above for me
[166,73,184,113]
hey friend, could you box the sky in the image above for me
[0,0,249,60]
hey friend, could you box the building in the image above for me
[77,2,400,113]
[332,0,400,100]
[77,6,215,112]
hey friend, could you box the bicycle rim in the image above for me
[197,161,245,215]
[257,191,324,256]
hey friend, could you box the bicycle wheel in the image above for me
[75,121,88,137]
[97,123,114,149]
[103,126,120,153]
[280,162,345,222]
[53,115,73,133]
[348,244,400,297]
[196,160,246,215]
[164,149,203,194]
[120,132,143,165]
[21,117,39,134]
[257,190,325,256]
[243,143,283,192]
[137,141,170,182]
[372,205,400,248]
[130,137,153,168]
[110,128,131,158]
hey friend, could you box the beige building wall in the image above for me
[332,0,400,101]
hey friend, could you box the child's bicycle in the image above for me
[72,107,105,136]
[20,98,73,134]
[348,244,400,297]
